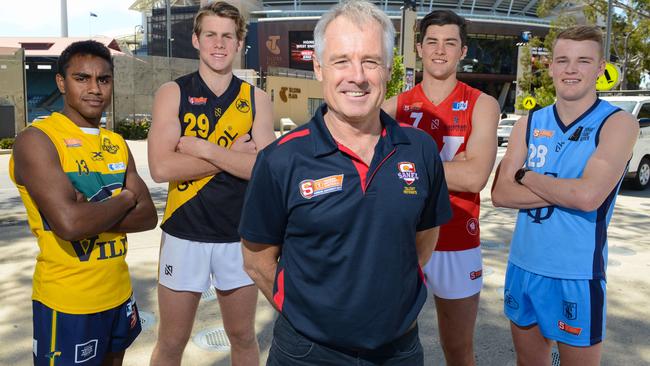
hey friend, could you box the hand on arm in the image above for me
[443,94,499,193]
[491,116,551,209]
[415,227,439,267]
[147,82,221,183]
[108,147,158,233]
[242,240,281,309]
[174,88,276,180]
[520,111,638,211]
[13,129,137,241]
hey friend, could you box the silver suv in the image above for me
[600,95,650,190]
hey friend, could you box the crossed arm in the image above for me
[12,129,157,242]
[492,111,638,211]
[150,83,277,182]
[383,93,500,193]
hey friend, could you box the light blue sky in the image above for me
[0,0,143,38]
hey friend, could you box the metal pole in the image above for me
[604,0,613,62]
[61,0,68,37]
[166,0,171,58]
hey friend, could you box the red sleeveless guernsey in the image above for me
[396,82,482,251]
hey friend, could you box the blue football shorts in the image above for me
[32,294,141,366]
[503,262,606,347]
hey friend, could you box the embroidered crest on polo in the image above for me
[299,174,344,199]
[397,162,418,185]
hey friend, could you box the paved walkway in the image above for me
[1,140,649,365]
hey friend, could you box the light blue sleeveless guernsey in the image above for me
[509,99,623,280]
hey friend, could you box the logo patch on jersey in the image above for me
[75,339,98,363]
[504,290,519,309]
[453,116,459,124]
[91,151,103,161]
[165,265,173,276]
[452,100,468,111]
[64,138,82,148]
[563,301,578,320]
[431,118,440,129]
[568,126,583,141]
[188,96,207,105]
[469,269,482,280]
[214,107,223,118]
[236,98,251,113]
[403,102,422,112]
[397,162,418,185]
[555,141,565,152]
[533,129,554,138]
[126,295,139,329]
[466,218,479,235]
[101,137,119,154]
[558,321,582,336]
[107,162,126,171]
[580,127,594,142]
[299,174,344,199]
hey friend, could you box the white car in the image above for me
[497,118,517,146]
[600,95,650,190]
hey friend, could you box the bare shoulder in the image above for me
[382,95,398,118]
[600,109,639,142]
[154,81,180,101]
[13,127,59,184]
[254,86,272,105]
[476,92,500,111]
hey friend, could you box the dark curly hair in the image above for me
[57,40,113,77]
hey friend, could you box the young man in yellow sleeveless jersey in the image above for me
[147,2,275,365]
[10,40,157,366]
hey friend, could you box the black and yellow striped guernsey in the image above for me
[9,113,132,314]
[161,72,255,242]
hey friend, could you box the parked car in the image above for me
[497,118,517,146]
[600,95,650,190]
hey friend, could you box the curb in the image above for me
[0,149,11,155]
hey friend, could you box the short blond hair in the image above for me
[553,25,604,59]
[193,1,246,41]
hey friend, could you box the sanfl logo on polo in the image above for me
[397,162,418,185]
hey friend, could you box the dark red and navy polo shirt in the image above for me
[239,104,452,350]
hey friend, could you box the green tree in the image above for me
[516,15,576,110]
[386,48,405,99]
[537,0,650,90]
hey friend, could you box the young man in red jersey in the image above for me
[384,9,499,366]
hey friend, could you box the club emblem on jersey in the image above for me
[188,96,207,105]
[101,137,119,154]
[466,218,479,235]
[299,174,344,199]
[397,162,419,185]
[563,301,578,320]
[75,339,98,363]
[236,98,251,113]
[452,100,468,111]
[533,129,554,138]
[453,116,459,124]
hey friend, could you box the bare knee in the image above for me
[225,325,257,348]
[155,329,192,355]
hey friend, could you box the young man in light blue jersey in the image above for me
[492,26,638,365]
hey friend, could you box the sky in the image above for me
[0,0,143,39]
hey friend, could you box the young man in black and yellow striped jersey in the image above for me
[147,2,275,366]
[11,40,157,366]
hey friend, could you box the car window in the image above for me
[605,100,637,114]
[639,103,650,128]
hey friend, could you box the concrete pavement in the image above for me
[1,140,649,365]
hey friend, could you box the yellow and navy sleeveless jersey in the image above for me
[161,72,255,242]
[9,113,132,314]
[510,99,623,280]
